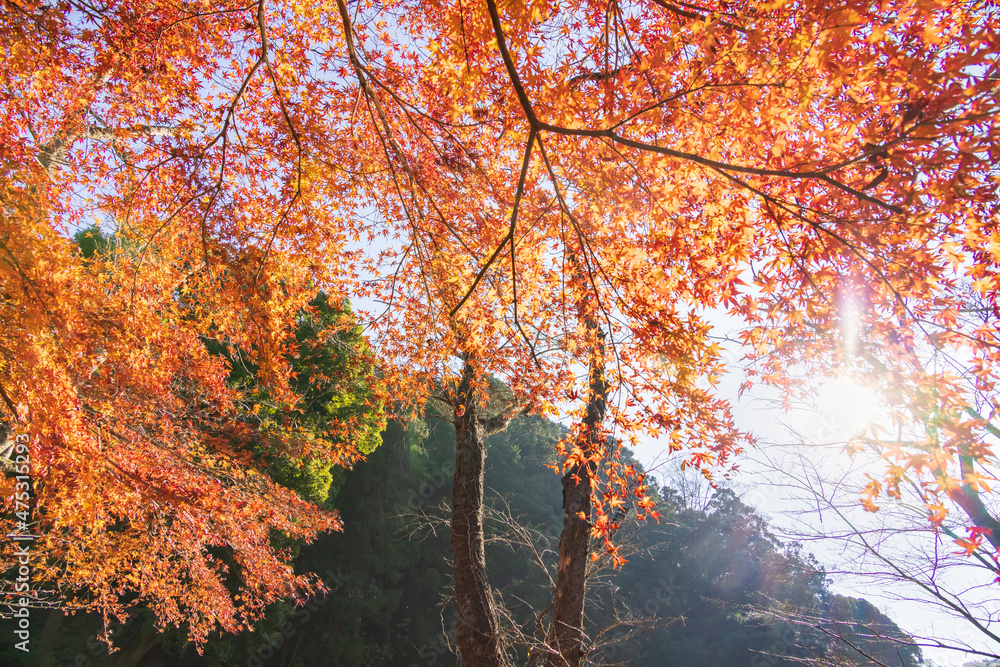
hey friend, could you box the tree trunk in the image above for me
[451,358,504,667]
[546,330,607,667]
[953,453,1000,551]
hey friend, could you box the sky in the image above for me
[632,335,1000,667]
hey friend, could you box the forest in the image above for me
[1,0,998,665]
[4,403,926,666]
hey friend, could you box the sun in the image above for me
[814,376,886,437]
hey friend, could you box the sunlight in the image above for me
[814,376,886,437]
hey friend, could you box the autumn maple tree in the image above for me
[1,0,998,664]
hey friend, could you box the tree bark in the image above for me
[451,358,505,667]
[546,331,607,667]
[954,409,1000,551]
[953,453,1000,551]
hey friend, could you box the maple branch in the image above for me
[967,407,1000,440]
[479,405,528,436]
[337,0,409,171]
[0,239,68,355]
[202,0,276,158]
[646,0,747,33]
[485,0,539,127]
[647,0,702,21]
[340,0,472,317]
[252,0,305,284]
[356,59,524,298]
[757,607,895,667]
[759,603,999,665]
[536,139,614,336]
[0,380,18,419]
[364,98,443,315]
[569,67,627,85]
[709,165,921,334]
[450,127,536,318]
[368,242,413,329]
[362,85,482,264]
[486,0,902,215]
[174,2,272,267]
[203,6,268,156]
[612,3,662,97]
[764,202,835,314]
[129,188,207,310]
[951,455,1000,552]
[542,124,905,213]
[156,2,257,35]
[509,216,541,369]
[363,61,490,129]
[85,122,208,144]
[815,172,901,212]
[536,137,630,401]
[815,139,901,176]
[609,81,784,132]
[355,72,497,258]
[36,70,112,174]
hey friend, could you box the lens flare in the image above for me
[816,377,884,436]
